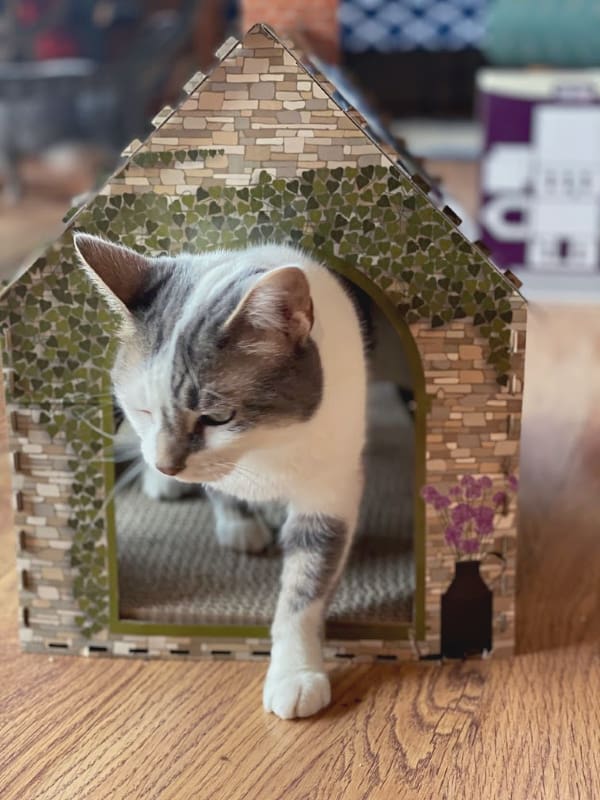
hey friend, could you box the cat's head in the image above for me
[74,234,322,484]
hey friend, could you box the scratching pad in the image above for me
[116,382,414,627]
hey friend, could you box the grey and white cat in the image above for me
[75,234,367,719]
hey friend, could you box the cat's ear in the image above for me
[74,233,154,315]
[225,266,314,348]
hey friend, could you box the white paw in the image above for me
[215,515,271,554]
[263,670,331,719]
[142,468,194,501]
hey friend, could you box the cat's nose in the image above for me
[156,464,183,477]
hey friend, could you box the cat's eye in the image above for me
[198,410,236,427]
[137,409,152,417]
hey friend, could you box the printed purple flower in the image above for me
[444,523,463,547]
[451,503,473,526]
[465,481,482,500]
[421,485,440,504]
[493,491,507,508]
[433,494,451,511]
[423,474,507,559]
[472,505,495,536]
[459,538,480,555]
[507,474,519,492]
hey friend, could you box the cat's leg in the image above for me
[207,488,272,554]
[263,500,358,719]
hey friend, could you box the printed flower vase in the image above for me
[441,560,492,658]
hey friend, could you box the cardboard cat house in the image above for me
[1,25,526,662]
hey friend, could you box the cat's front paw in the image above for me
[142,468,193,501]
[215,515,271,554]
[263,670,331,719]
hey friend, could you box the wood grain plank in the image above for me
[0,645,597,800]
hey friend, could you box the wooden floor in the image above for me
[0,304,599,799]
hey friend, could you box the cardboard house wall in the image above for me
[1,25,526,662]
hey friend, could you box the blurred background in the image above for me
[1,0,600,303]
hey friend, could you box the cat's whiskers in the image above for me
[113,443,144,463]
[207,459,273,492]
[100,457,145,513]
[71,408,120,441]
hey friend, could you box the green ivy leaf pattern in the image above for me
[130,149,225,168]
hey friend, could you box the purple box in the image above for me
[478,69,600,289]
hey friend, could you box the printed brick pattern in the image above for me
[109,38,388,194]
[417,301,526,654]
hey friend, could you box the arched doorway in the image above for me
[109,262,426,643]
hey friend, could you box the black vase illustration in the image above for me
[441,560,492,658]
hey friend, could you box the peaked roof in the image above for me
[117,24,432,192]
[3,23,522,299]
[121,26,431,193]
[115,24,464,237]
